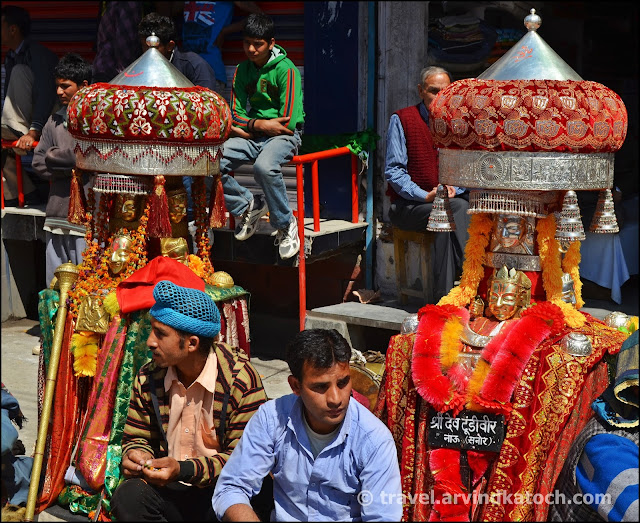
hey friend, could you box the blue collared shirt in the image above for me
[385,101,464,201]
[212,394,402,522]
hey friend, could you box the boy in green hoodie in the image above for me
[220,13,305,260]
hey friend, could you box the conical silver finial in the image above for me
[524,8,542,31]
[146,32,160,48]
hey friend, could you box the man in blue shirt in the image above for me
[384,66,470,301]
[212,329,402,522]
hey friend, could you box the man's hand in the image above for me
[425,186,438,203]
[254,117,294,137]
[15,130,39,151]
[140,456,181,487]
[230,125,253,139]
[446,185,456,198]
[121,449,154,478]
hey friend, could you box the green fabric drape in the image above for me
[298,128,380,161]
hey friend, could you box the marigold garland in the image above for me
[562,240,585,309]
[536,214,586,328]
[440,316,464,371]
[187,254,216,286]
[438,213,493,307]
[192,177,216,280]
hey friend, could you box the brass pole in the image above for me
[24,262,79,521]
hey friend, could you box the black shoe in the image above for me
[3,197,19,207]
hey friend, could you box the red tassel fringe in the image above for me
[208,175,227,228]
[67,169,87,225]
[147,175,172,238]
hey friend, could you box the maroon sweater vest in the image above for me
[387,104,439,202]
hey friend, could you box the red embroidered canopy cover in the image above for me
[67,38,231,176]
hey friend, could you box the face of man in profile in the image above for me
[418,72,451,110]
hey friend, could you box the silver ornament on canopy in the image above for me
[589,188,619,233]
[427,185,456,232]
[555,190,586,242]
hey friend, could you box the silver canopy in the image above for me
[109,34,194,87]
[477,8,583,81]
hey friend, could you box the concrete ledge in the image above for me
[306,302,412,331]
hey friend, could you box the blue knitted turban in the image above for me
[150,280,221,338]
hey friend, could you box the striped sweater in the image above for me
[230,44,305,132]
[122,342,267,487]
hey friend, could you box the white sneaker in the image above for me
[234,196,268,241]
[275,217,300,259]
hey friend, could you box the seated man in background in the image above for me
[111,280,267,521]
[220,13,305,260]
[1,4,58,206]
[32,53,92,288]
[138,12,217,90]
[384,66,470,301]
[212,328,402,522]
[138,11,219,224]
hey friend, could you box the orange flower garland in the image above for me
[438,213,493,307]
[192,177,216,280]
[536,214,586,328]
[68,199,150,320]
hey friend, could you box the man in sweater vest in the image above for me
[384,66,470,301]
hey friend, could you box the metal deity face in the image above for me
[491,214,536,255]
[487,265,532,321]
[561,272,577,305]
[160,237,189,265]
[108,235,133,275]
[168,191,188,224]
[115,193,140,222]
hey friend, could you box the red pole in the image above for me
[296,163,306,331]
[312,160,320,232]
[351,154,358,224]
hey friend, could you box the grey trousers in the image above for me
[45,232,86,288]
[389,196,470,301]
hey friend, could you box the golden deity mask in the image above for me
[167,189,188,224]
[469,296,485,318]
[116,193,141,222]
[108,234,133,276]
[490,214,536,255]
[487,265,532,321]
[160,237,189,265]
[76,294,110,334]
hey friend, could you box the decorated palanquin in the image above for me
[32,37,248,520]
[374,9,635,522]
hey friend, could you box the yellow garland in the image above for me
[562,240,585,309]
[536,214,586,328]
[438,213,493,307]
[466,359,491,410]
[71,332,99,377]
[103,291,120,317]
[440,316,463,371]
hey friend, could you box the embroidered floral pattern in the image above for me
[68,84,231,144]
[430,79,627,153]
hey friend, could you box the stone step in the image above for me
[305,302,415,352]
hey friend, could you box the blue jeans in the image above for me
[220,131,301,230]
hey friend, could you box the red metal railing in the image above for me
[1,139,39,209]
[228,146,360,330]
[289,146,359,330]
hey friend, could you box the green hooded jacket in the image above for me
[230,44,305,132]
